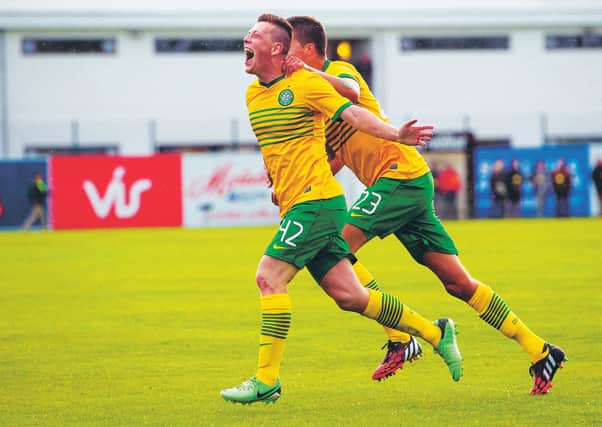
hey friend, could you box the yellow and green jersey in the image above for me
[246,69,353,216]
[322,59,429,186]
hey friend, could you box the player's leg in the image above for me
[401,202,567,395]
[223,199,331,405]
[343,185,421,346]
[222,195,361,403]
[422,251,566,394]
[343,199,422,379]
[220,255,297,405]
[397,203,547,358]
[423,250,545,352]
[311,243,463,382]
[343,176,445,377]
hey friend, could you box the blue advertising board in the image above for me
[0,160,48,228]
[474,145,590,218]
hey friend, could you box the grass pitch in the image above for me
[1,218,601,426]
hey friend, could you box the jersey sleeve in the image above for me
[302,72,353,121]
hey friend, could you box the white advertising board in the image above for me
[182,152,280,227]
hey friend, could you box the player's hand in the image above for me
[283,56,306,77]
[271,191,279,206]
[398,119,434,147]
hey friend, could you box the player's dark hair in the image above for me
[257,13,292,54]
[287,16,327,57]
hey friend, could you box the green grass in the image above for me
[1,219,601,426]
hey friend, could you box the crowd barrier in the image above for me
[0,145,600,230]
[473,144,597,218]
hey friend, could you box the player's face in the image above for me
[243,22,275,76]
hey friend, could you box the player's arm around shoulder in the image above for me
[296,70,354,119]
[284,56,359,103]
[325,73,359,104]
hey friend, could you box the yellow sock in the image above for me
[256,293,292,385]
[468,283,546,362]
[353,262,411,343]
[362,289,441,347]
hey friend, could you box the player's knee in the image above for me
[443,276,476,301]
[332,289,363,312]
[255,273,278,294]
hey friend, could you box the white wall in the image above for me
[6,30,255,156]
[0,31,6,156]
[4,26,602,157]
[380,28,602,147]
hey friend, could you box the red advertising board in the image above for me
[50,154,182,229]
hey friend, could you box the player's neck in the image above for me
[257,59,285,85]
[258,70,284,85]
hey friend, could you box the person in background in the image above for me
[437,163,461,219]
[430,161,443,216]
[489,159,507,218]
[505,159,523,218]
[551,159,572,217]
[530,160,549,217]
[23,172,48,230]
[592,159,602,216]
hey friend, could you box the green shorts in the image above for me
[346,173,458,264]
[265,196,356,283]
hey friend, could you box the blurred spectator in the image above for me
[529,160,549,217]
[490,159,507,218]
[437,163,461,219]
[592,159,602,216]
[430,161,443,215]
[551,159,571,217]
[355,50,373,88]
[505,159,523,218]
[22,172,48,229]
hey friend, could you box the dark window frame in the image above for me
[24,145,119,156]
[22,38,117,55]
[155,38,243,53]
[546,32,602,49]
[401,36,509,51]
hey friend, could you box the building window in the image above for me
[401,36,509,51]
[156,144,258,153]
[155,38,243,53]
[25,145,119,156]
[22,38,116,54]
[546,32,602,49]
[326,38,373,87]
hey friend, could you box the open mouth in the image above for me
[244,48,255,64]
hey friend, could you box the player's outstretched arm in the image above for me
[340,106,433,146]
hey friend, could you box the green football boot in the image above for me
[433,318,463,381]
[220,376,281,405]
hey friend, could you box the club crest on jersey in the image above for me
[278,89,294,106]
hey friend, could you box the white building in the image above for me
[0,0,601,157]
